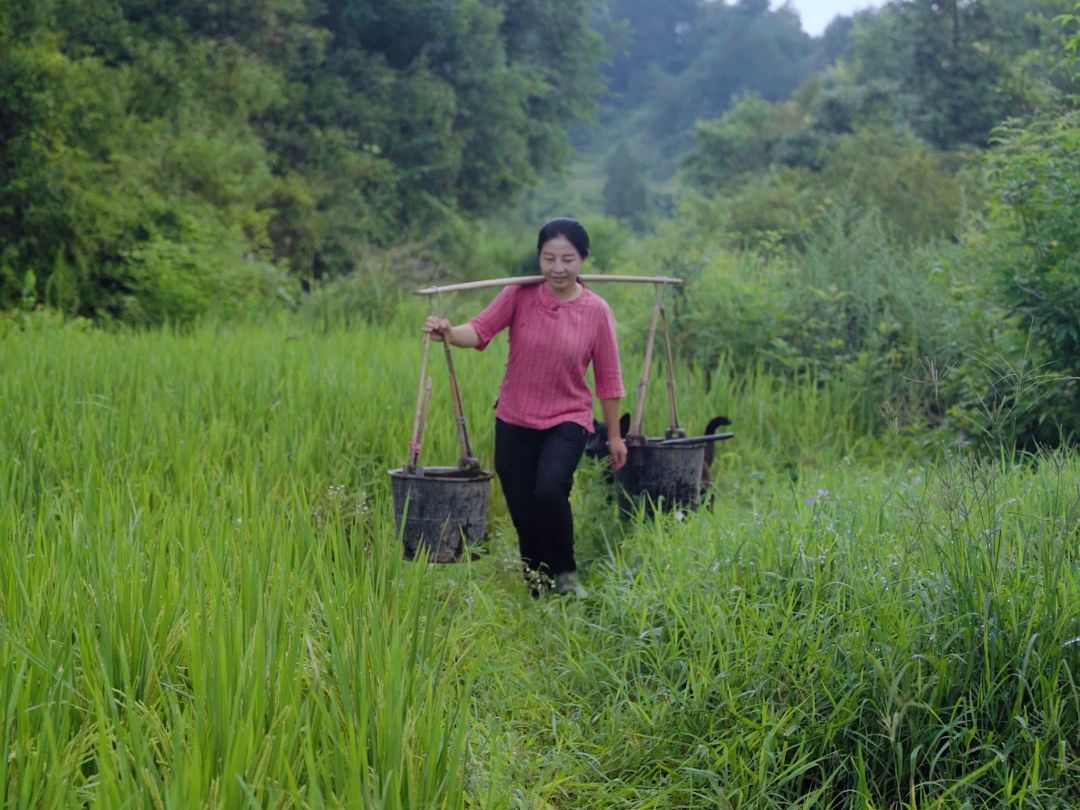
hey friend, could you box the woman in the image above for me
[424,217,628,597]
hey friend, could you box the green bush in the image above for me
[118,231,294,326]
[298,247,427,329]
[986,112,1080,375]
[651,203,980,438]
[952,110,1080,447]
[821,128,976,243]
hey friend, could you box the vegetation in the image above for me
[3,0,1080,804]
[977,111,1080,445]
[2,317,1077,807]
[0,0,604,318]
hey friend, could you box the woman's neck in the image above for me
[546,280,583,302]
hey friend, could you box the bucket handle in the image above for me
[659,303,684,439]
[406,305,481,473]
[405,333,433,474]
[629,297,661,440]
[629,283,683,440]
[441,338,480,470]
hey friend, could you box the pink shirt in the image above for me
[470,282,625,432]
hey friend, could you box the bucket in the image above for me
[613,438,705,515]
[389,466,494,563]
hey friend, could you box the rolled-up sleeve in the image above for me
[591,304,625,399]
[469,286,517,350]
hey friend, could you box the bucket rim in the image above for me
[389,466,495,481]
[627,436,708,449]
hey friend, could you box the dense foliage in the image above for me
[0,0,604,319]
[631,0,1079,448]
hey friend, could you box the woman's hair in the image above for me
[537,217,589,259]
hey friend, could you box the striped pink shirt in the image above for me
[470,282,625,432]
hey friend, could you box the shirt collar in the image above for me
[537,280,586,309]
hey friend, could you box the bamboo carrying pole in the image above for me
[414,274,683,296]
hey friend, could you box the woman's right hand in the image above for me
[423,316,451,341]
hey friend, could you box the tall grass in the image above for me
[532,453,1080,806]
[2,315,1077,807]
[1,316,477,807]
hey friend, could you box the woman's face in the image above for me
[538,235,584,295]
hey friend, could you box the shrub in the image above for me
[656,203,979,437]
[944,110,1080,448]
[986,112,1080,376]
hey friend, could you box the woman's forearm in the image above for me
[599,398,623,438]
[599,397,628,470]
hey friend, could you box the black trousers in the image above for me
[494,418,588,584]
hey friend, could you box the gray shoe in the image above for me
[553,571,587,598]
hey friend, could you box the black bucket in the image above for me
[389,466,494,563]
[613,438,705,515]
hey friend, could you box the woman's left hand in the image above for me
[423,315,451,340]
[607,436,628,471]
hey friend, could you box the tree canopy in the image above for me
[0,0,605,318]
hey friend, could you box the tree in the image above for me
[603,0,702,95]
[0,0,613,313]
[681,94,804,189]
[850,0,1074,148]
[986,112,1080,373]
[602,142,649,229]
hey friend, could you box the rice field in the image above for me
[2,314,1078,808]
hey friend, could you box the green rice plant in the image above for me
[1,319,489,808]
[2,315,1077,808]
